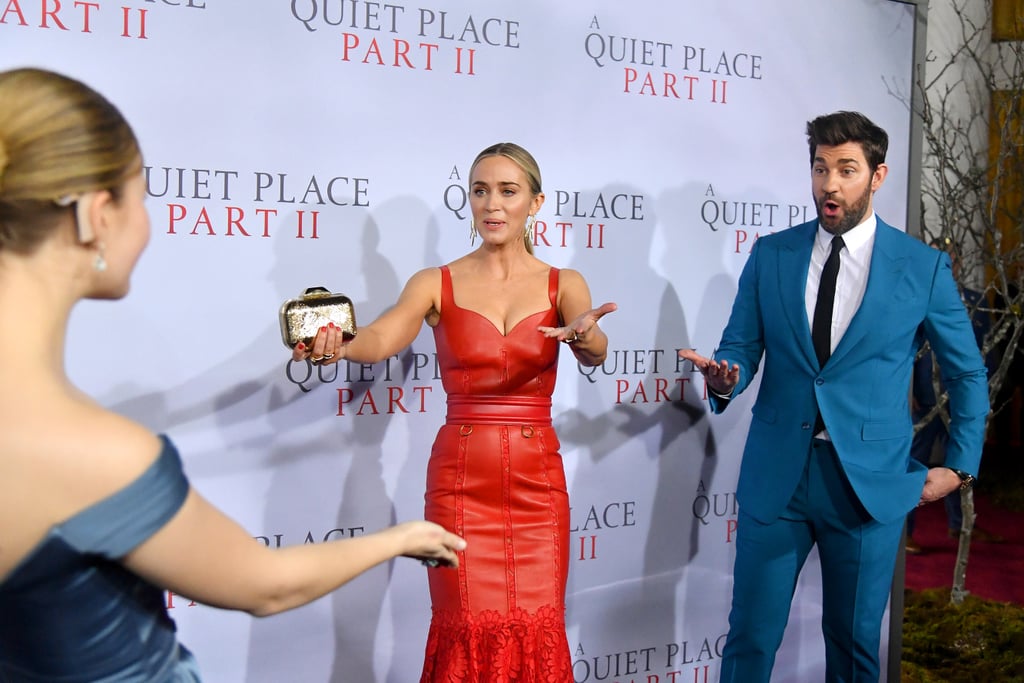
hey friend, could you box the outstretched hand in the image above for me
[391,521,467,569]
[538,301,618,343]
[291,323,349,366]
[678,348,740,396]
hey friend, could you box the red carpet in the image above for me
[904,491,1024,605]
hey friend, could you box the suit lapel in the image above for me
[778,222,819,369]
[828,220,908,367]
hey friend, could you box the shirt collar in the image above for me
[816,212,876,254]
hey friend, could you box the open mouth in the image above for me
[822,200,841,218]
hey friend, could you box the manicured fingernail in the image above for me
[296,342,305,350]
[320,326,327,332]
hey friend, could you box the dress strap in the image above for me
[439,265,454,311]
[60,435,189,558]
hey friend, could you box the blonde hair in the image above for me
[470,142,542,255]
[0,68,140,254]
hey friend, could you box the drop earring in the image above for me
[470,219,477,246]
[525,215,535,242]
[93,242,107,272]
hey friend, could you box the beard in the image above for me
[815,181,872,235]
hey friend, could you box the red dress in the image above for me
[420,265,573,682]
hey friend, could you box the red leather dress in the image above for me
[419,265,573,682]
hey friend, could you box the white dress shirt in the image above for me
[805,213,877,437]
[805,213,877,355]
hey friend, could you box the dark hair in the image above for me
[806,111,888,173]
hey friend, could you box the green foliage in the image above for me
[902,588,1024,682]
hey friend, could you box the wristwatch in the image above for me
[950,469,976,491]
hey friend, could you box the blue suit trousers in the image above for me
[720,439,904,683]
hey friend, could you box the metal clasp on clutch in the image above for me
[279,286,357,349]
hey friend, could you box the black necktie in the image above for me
[812,235,843,434]
[812,235,844,367]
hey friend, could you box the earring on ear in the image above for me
[93,242,107,272]
[525,215,535,243]
[470,219,477,246]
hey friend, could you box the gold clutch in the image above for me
[279,287,357,349]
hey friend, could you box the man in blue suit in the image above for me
[680,111,990,682]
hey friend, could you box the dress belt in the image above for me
[445,394,552,426]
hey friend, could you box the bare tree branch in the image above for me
[909,0,1023,606]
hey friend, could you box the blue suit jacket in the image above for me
[710,218,990,524]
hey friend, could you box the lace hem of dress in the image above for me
[420,604,572,683]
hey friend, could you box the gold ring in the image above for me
[310,355,325,364]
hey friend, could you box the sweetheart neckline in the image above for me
[446,300,554,338]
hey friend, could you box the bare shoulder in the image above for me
[399,266,442,309]
[1,399,163,518]
[556,267,590,291]
[443,253,477,276]
[387,266,442,328]
[67,405,165,486]
[0,400,162,578]
[405,265,442,289]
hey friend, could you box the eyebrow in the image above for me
[813,156,862,165]
[472,180,522,187]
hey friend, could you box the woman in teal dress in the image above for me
[0,67,466,683]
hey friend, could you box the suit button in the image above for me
[801,422,811,429]
[815,378,825,385]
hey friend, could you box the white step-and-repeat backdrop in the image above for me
[2,1,920,681]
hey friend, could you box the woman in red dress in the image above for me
[299,143,616,682]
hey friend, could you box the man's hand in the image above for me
[678,349,740,397]
[918,467,962,506]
